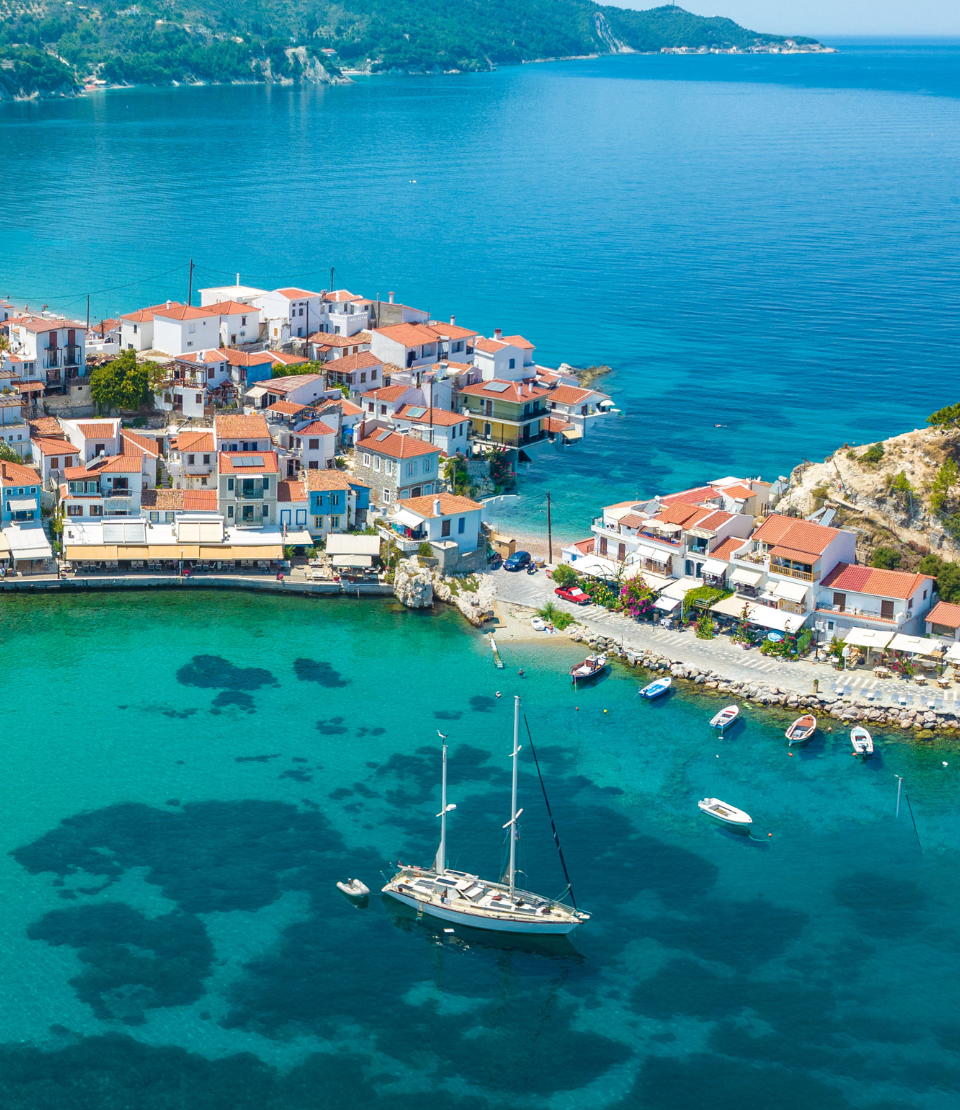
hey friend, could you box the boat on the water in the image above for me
[710,705,739,730]
[570,653,607,683]
[698,797,753,829]
[336,878,370,899]
[382,697,590,935]
[786,714,817,746]
[639,676,672,699]
[850,726,874,757]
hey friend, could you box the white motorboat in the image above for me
[698,797,753,829]
[710,705,739,730]
[850,726,874,757]
[531,616,548,632]
[336,878,370,899]
[786,714,817,746]
[639,677,672,699]
[382,698,590,935]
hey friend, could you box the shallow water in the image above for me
[1,590,958,1107]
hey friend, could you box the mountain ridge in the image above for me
[0,2,828,98]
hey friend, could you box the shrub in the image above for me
[695,613,715,639]
[537,601,574,631]
[552,563,579,588]
[920,554,960,603]
[418,541,434,557]
[810,482,831,508]
[683,585,731,612]
[860,443,885,466]
[618,574,656,619]
[929,457,959,513]
[927,402,960,431]
[871,546,902,570]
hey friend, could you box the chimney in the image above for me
[388,292,395,304]
[433,498,441,517]
[450,315,455,325]
[494,328,502,341]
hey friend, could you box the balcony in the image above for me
[816,604,903,626]
[236,488,265,500]
[770,561,817,583]
[638,529,682,548]
[63,346,81,366]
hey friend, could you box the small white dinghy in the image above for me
[698,797,753,829]
[850,726,874,758]
[639,676,672,699]
[710,705,739,730]
[336,878,370,899]
[531,616,548,632]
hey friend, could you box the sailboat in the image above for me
[381,697,590,935]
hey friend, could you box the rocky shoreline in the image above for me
[567,627,959,736]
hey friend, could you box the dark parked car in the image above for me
[503,550,532,572]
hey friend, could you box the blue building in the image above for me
[304,470,370,536]
[0,460,41,524]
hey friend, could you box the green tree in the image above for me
[0,443,23,464]
[551,563,579,588]
[919,554,960,604]
[929,457,959,513]
[871,546,902,570]
[272,359,325,379]
[89,349,151,414]
[927,403,960,431]
[860,442,885,465]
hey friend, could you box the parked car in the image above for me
[503,550,531,572]
[555,585,591,605]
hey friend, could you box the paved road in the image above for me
[491,570,955,713]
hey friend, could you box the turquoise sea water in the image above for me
[1,590,960,1107]
[2,43,960,537]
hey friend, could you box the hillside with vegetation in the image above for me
[0,1,822,97]
[779,405,960,602]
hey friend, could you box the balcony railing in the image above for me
[770,561,817,583]
[236,488,265,500]
[733,549,765,566]
[638,529,682,548]
[817,604,903,625]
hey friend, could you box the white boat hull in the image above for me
[384,889,583,934]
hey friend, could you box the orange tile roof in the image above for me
[657,503,713,528]
[175,431,215,454]
[820,562,933,601]
[394,405,465,427]
[311,332,369,348]
[121,429,160,457]
[76,422,117,438]
[362,384,410,402]
[398,493,482,518]
[62,465,96,481]
[259,373,322,393]
[174,349,226,365]
[926,600,960,629]
[500,334,535,350]
[694,509,734,532]
[276,288,320,300]
[120,301,185,323]
[297,420,335,436]
[323,289,361,303]
[222,348,275,368]
[278,477,308,503]
[304,469,366,492]
[30,437,79,457]
[142,489,218,512]
[372,323,438,347]
[28,416,65,439]
[14,315,85,332]
[545,417,573,434]
[426,323,478,341]
[459,380,551,403]
[549,385,593,405]
[0,460,41,486]
[218,451,279,475]
[88,453,144,473]
[710,536,747,560]
[473,337,507,355]
[269,352,309,366]
[329,351,382,373]
[659,485,719,507]
[321,398,363,417]
[719,482,757,500]
[753,514,840,556]
[356,431,440,461]
[214,414,271,440]
[572,537,595,554]
[266,400,306,416]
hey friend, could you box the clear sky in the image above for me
[603,2,960,38]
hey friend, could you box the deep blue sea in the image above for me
[2,45,960,1107]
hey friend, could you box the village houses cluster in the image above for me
[562,477,960,651]
[0,281,615,575]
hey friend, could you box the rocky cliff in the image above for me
[779,425,960,568]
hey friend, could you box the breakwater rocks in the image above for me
[392,561,496,624]
[568,627,959,735]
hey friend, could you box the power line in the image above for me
[35,262,189,306]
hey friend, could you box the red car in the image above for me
[555,585,591,605]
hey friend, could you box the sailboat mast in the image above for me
[509,695,520,897]
[435,742,448,874]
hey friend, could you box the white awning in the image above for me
[661,577,700,601]
[569,556,617,578]
[7,497,37,511]
[702,558,728,576]
[103,521,147,544]
[282,529,314,544]
[3,524,52,561]
[888,634,942,656]
[655,596,680,612]
[325,534,381,556]
[840,628,894,650]
[774,579,809,602]
[331,554,373,568]
[746,604,809,633]
[710,594,749,618]
[391,508,424,529]
[945,643,960,663]
[730,567,762,587]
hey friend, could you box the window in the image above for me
[94,443,105,455]
[423,458,433,473]
[196,394,202,405]
[314,516,322,528]
[371,369,378,380]
[262,477,270,491]
[407,461,417,476]
[165,511,174,523]
[331,515,340,529]
[309,439,319,450]
[380,404,387,416]
[441,519,451,537]
[509,358,515,369]
[298,308,303,317]
[360,372,366,383]
[187,454,195,464]
[200,476,208,486]
[458,517,465,534]
[833,592,846,612]
[382,489,391,503]
[362,453,371,466]
[599,536,608,556]
[374,457,381,472]
[331,493,341,507]
[203,454,210,464]
[67,504,83,517]
[90,505,102,517]
[207,368,215,380]
[189,323,196,334]
[367,403,374,413]
[242,316,248,325]
[228,478,235,491]
[881,599,895,620]
[149,511,159,523]
[228,505,234,517]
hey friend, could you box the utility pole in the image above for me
[187,259,194,307]
[86,294,90,331]
[547,490,553,565]
[330,266,335,293]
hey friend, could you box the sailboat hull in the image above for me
[383,888,584,934]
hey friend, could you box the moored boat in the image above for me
[639,676,672,699]
[570,653,607,683]
[382,698,590,935]
[336,878,370,899]
[850,726,874,757]
[698,797,753,829]
[710,705,739,730]
[786,714,817,746]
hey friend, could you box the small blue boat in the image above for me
[638,677,672,699]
